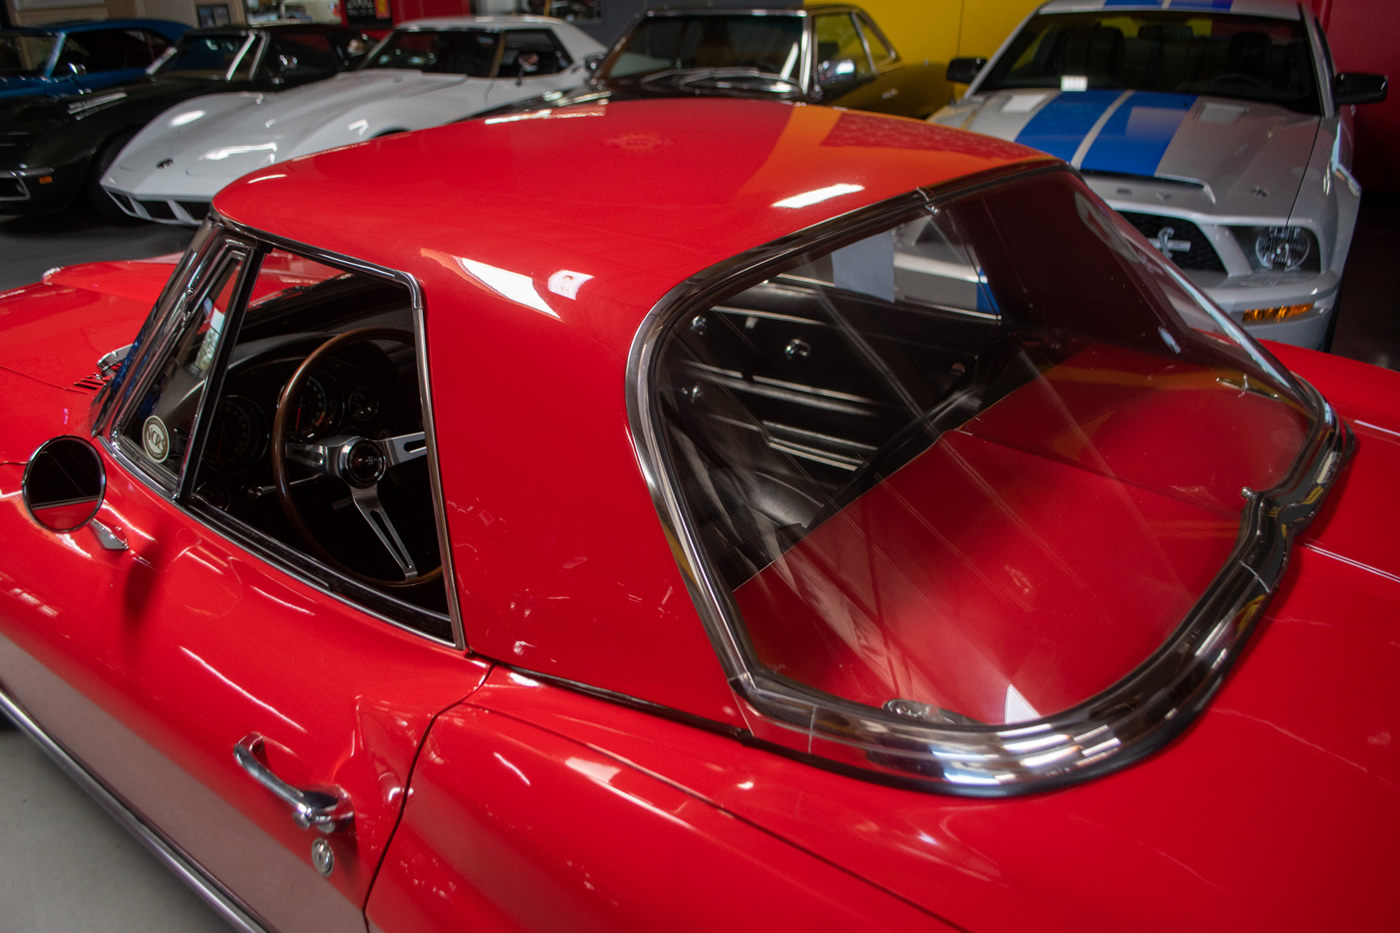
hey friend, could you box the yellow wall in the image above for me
[817,0,1042,106]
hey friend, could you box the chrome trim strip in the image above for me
[0,688,271,933]
[0,166,54,178]
[625,168,1354,796]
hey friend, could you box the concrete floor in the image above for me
[0,725,232,933]
[0,196,1397,932]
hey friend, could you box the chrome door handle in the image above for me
[234,733,353,834]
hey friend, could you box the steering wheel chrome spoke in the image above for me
[285,437,352,475]
[270,326,442,588]
[349,483,420,580]
[382,431,427,467]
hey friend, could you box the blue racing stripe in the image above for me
[1165,1,1235,10]
[1080,92,1196,177]
[1013,90,1122,162]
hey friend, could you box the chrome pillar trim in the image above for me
[625,169,1354,796]
[0,688,272,933]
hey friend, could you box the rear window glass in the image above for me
[650,169,1311,727]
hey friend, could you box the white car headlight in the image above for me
[1237,226,1319,273]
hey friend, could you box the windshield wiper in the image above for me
[638,67,800,95]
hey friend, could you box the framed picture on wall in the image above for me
[197,3,233,27]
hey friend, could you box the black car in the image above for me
[0,23,368,219]
[477,4,942,120]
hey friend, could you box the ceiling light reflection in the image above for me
[457,258,557,318]
[773,183,864,209]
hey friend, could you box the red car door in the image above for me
[1,233,483,931]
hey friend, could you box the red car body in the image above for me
[0,99,1397,932]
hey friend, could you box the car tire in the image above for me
[86,130,140,223]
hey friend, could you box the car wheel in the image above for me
[86,130,140,223]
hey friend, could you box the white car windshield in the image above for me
[979,11,1320,113]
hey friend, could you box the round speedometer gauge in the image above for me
[289,373,341,439]
[205,396,267,474]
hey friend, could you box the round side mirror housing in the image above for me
[22,436,106,532]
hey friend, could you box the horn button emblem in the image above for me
[341,439,387,487]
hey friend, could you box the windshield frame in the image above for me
[626,163,1352,796]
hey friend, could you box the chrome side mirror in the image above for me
[22,436,106,532]
[817,57,857,87]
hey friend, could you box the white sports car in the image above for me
[101,16,604,226]
[931,0,1386,349]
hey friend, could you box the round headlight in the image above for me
[1253,226,1312,271]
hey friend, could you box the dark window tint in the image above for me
[501,28,571,76]
[266,32,342,79]
[365,29,499,76]
[58,29,170,73]
[157,34,254,77]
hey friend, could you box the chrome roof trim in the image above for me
[0,687,271,933]
[626,167,1353,796]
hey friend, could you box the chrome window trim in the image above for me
[0,687,271,933]
[95,211,464,652]
[626,166,1353,796]
[226,33,261,82]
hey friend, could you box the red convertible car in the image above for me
[1,99,1396,931]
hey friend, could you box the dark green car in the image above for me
[0,23,368,219]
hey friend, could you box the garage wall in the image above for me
[839,0,1039,110]
[1313,0,1400,191]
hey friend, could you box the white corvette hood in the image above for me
[106,70,494,197]
[936,90,1320,219]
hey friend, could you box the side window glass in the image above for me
[814,13,873,79]
[120,251,249,479]
[501,29,570,77]
[187,251,450,629]
[54,35,88,73]
[855,15,895,67]
[269,34,341,79]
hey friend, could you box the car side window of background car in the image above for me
[266,33,342,81]
[854,13,897,68]
[501,28,571,77]
[366,29,498,77]
[815,12,874,80]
